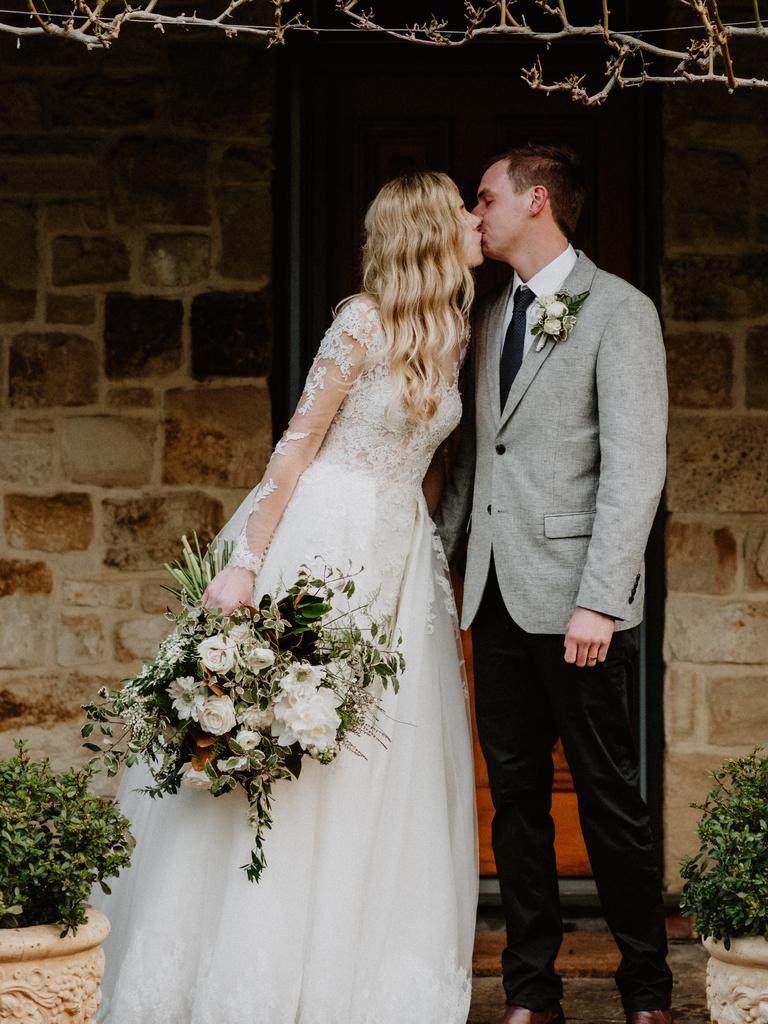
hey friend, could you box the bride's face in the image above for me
[458,200,483,268]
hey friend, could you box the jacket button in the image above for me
[487,504,492,515]
[495,444,506,455]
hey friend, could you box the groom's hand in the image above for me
[564,607,615,668]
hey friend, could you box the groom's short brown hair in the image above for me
[492,144,586,238]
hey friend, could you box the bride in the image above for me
[93,170,483,1024]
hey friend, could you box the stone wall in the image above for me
[662,85,768,888]
[0,27,275,787]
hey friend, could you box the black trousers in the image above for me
[472,556,672,1013]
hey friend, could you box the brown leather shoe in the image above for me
[497,1005,565,1024]
[625,1013,673,1024]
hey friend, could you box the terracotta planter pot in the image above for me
[704,935,768,1024]
[0,908,110,1023]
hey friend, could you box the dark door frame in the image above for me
[271,28,668,888]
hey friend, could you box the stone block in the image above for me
[0,558,53,597]
[57,613,104,666]
[665,331,733,410]
[46,294,96,325]
[165,42,272,135]
[667,414,768,513]
[664,751,718,892]
[49,76,156,130]
[4,493,93,552]
[218,186,271,281]
[109,136,209,226]
[665,594,768,664]
[140,578,176,614]
[662,253,768,322]
[140,233,211,287]
[61,415,156,487]
[52,235,130,286]
[107,387,154,409]
[9,333,98,409]
[745,524,768,591]
[0,202,37,322]
[0,671,108,734]
[217,144,272,185]
[746,327,768,409]
[44,200,107,232]
[0,595,51,668]
[102,491,223,571]
[191,290,271,379]
[104,293,183,378]
[664,665,702,743]
[163,386,272,487]
[63,578,132,609]
[0,435,53,486]
[114,615,171,662]
[706,672,768,746]
[0,154,102,197]
[665,520,737,595]
[664,149,749,248]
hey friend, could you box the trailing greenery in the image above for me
[680,747,768,947]
[0,742,133,936]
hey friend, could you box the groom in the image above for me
[436,145,673,1024]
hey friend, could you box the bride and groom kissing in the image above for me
[95,144,672,1024]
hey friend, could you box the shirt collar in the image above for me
[511,243,578,300]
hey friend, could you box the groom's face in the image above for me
[473,160,532,265]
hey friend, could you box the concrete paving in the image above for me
[469,941,709,1024]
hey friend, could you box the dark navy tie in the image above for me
[499,284,536,410]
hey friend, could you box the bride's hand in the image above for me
[201,566,256,615]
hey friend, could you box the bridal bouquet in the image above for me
[82,536,404,881]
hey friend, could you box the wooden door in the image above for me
[289,40,649,877]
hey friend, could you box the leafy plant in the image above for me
[680,747,768,947]
[0,742,134,936]
[162,532,233,604]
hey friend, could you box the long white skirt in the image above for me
[93,474,478,1024]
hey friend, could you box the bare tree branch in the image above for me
[1,0,767,103]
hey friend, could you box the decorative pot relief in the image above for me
[0,910,109,1024]
[705,937,768,1024]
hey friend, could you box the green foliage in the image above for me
[0,742,134,936]
[162,531,233,604]
[680,747,768,946]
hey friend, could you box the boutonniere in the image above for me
[532,289,591,352]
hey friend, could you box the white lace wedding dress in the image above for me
[93,297,478,1024]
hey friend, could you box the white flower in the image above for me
[197,695,237,736]
[542,317,562,335]
[272,686,342,753]
[167,676,207,722]
[182,763,212,789]
[545,300,568,318]
[239,644,276,674]
[234,728,262,750]
[198,634,236,674]
[278,662,325,702]
[228,623,252,645]
[238,704,275,731]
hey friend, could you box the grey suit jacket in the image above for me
[435,251,668,634]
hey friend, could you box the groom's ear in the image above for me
[529,185,549,217]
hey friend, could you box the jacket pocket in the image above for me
[543,510,596,539]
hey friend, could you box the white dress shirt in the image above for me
[500,244,578,360]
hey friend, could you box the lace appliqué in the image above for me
[227,479,278,573]
[275,431,310,456]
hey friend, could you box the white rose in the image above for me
[228,623,252,645]
[238,704,275,731]
[542,317,562,335]
[167,675,207,722]
[198,634,236,674]
[239,644,276,673]
[182,763,212,789]
[272,687,342,753]
[545,300,567,318]
[278,662,325,703]
[234,728,262,750]
[197,695,237,736]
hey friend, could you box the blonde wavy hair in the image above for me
[356,170,475,423]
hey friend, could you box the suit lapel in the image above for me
[497,251,599,432]
[481,284,510,423]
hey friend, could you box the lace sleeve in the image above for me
[226,297,381,574]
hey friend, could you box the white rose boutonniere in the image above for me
[532,289,590,352]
